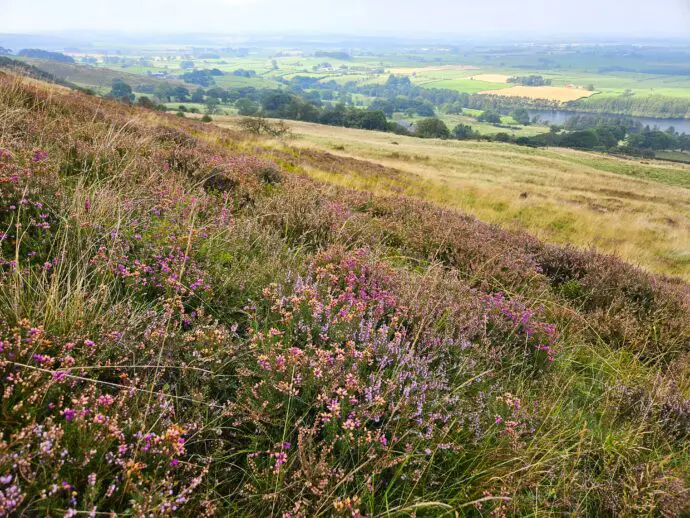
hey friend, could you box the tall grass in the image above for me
[215,117,690,280]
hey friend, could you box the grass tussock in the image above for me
[0,73,688,516]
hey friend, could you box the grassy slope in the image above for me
[211,116,690,280]
[0,74,688,516]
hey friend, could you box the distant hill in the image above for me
[18,58,187,91]
[17,48,75,63]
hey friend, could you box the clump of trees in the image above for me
[416,118,450,139]
[453,124,479,139]
[507,75,552,86]
[107,79,134,103]
[478,110,502,124]
[181,69,222,86]
[576,94,689,119]
[233,69,257,78]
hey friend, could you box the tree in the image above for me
[416,118,450,139]
[678,134,690,152]
[206,87,229,103]
[154,83,173,103]
[236,98,260,116]
[446,102,463,115]
[511,108,531,125]
[452,124,475,139]
[415,102,436,117]
[261,91,295,113]
[478,111,501,124]
[191,88,205,103]
[351,110,388,131]
[181,70,215,86]
[560,130,600,150]
[137,96,157,110]
[109,79,134,102]
[172,86,190,102]
[238,117,291,137]
[205,97,220,115]
[180,60,195,69]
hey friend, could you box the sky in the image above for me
[1,0,689,39]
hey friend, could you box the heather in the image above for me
[0,74,688,516]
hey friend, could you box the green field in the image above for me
[655,150,690,163]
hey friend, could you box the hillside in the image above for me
[213,116,690,280]
[17,58,187,91]
[0,72,688,516]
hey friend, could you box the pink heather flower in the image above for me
[495,415,503,425]
[32,150,48,162]
[84,339,95,348]
[52,371,68,382]
[380,436,387,447]
[63,408,76,421]
[84,199,91,212]
[0,474,12,485]
[273,451,288,471]
[170,459,179,467]
[97,394,114,406]
[87,473,97,486]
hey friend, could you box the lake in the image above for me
[528,110,690,134]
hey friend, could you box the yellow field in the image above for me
[470,74,512,83]
[210,116,690,280]
[480,85,597,102]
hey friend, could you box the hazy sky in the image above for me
[2,0,689,38]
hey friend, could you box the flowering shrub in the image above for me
[0,148,60,273]
[0,320,211,515]
[226,248,558,514]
